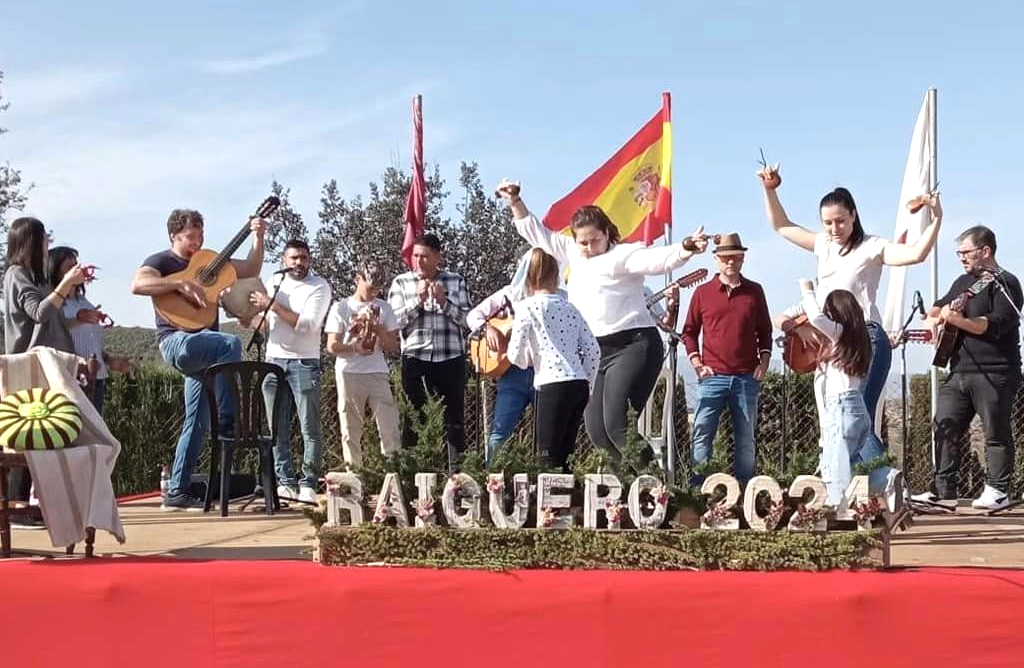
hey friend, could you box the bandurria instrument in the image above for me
[345,303,382,353]
[153,196,280,331]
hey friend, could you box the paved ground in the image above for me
[5,496,1024,567]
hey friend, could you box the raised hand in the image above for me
[757,164,782,190]
[682,225,709,253]
[906,190,941,217]
[495,178,522,201]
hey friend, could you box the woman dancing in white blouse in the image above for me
[497,179,707,462]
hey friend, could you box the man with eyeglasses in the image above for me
[682,233,772,486]
[911,225,1023,511]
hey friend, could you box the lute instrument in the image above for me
[153,196,280,331]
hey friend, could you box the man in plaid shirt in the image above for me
[388,233,472,467]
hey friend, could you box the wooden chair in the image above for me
[0,358,98,558]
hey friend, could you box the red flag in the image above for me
[543,93,672,246]
[401,95,426,269]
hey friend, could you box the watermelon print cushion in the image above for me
[0,388,83,451]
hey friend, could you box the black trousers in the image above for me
[401,356,467,468]
[584,327,664,459]
[933,371,1020,498]
[534,379,590,472]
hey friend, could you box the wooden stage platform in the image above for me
[3,496,1024,567]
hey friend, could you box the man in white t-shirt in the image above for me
[249,239,333,504]
[324,260,401,468]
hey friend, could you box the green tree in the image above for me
[263,180,309,258]
[0,71,31,260]
[312,165,449,297]
[449,162,520,302]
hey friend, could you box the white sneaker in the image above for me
[277,485,299,501]
[971,485,1009,510]
[298,487,317,504]
[883,470,904,511]
[909,491,957,511]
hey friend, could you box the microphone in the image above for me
[271,268,291,276]
[913,290,926,318]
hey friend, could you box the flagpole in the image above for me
[928,87,939,464]
[664,225,676,480]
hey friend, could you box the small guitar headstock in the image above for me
[903,329,933,343]
[678,268,709,288]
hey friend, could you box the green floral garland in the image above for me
[318,526,882,571]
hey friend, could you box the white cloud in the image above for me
[3,66,126,117]
[198,39,326,75]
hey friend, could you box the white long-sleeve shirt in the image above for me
[507,293,600,388]
[265,272,333,359]
[801,288,863,408]
[514,213,690,337]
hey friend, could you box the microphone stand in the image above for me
[471,297,514,466]
[985,275,1024,515]
[647,301,683,480]
[895,301,921,474]
[247,273,286,360]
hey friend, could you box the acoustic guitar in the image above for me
[932,270,1002,368]
[469,315,515,378]
[153,196,280,331]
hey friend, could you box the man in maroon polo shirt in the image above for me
[681,233,772,485]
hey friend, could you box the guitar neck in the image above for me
[204,223,253,278]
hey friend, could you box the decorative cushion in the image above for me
[0,388,83,451]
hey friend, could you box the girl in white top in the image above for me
[800,283,880,506]
[507,249,601,472]
[497,179,708,459]
[758,166,942,430]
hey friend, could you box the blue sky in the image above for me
[2,0,1022,379]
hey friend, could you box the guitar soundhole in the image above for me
[197,266,218,288]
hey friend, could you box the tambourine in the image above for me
[220,277,268,321]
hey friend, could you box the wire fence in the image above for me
[106,360,1024,499]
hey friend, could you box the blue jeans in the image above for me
[159,330,242,496]
[488,366,534,462]
[863,322,892,424]
[263,358,323,490]
[691,373,759,485]
[90,378,106,415]
[821,390,893,505]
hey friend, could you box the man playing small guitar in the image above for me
[911,226,1023,511]
[130,207,266,511]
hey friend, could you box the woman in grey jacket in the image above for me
[2,217,86,520]
[3,217,86,354]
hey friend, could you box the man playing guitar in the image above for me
[131,208,265,511]
[467,249,537,462]
[911,225,1023,511]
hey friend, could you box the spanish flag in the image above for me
[543,92,672,246]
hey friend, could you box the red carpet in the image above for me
[5,559,1022,667]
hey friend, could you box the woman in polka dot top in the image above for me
[507,249,601,471]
